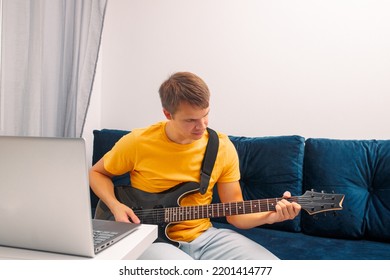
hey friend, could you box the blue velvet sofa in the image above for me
[90,129,390,260]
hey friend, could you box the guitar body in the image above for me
[94,182,200,245]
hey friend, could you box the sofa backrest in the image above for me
[212,135,305,232]
[303,138,390,242]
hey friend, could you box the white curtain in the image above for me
[0,0,107,137]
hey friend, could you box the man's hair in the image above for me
[159,72,210,114]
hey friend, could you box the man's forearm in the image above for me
[89,170,119,210]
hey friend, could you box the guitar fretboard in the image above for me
[164,197,298,223]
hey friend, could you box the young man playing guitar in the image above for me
[89,72,301,259]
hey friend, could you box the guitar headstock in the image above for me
[299,190,345,215]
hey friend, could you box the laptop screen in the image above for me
[0,136,97,256]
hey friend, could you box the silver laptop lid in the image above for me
[0,136,95,257]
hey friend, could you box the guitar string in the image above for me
[131,197,339,222]
[131,197,338,214]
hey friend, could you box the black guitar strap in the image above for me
[199,127,219,195]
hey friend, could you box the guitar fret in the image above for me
[193,206,196,219]
[246,201,250,213]
[251,200,255,212]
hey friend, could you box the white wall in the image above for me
[84,0,390,159]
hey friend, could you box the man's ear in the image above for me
[163,108,172,120]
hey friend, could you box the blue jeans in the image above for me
[138,227,279,260]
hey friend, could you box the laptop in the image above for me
[0,135,139,257]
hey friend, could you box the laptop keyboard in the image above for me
[93,230,119,246]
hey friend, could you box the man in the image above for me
[89,72,301,259]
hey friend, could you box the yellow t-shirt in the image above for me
[103,121,240,242]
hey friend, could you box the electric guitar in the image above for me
[94,182,345,245]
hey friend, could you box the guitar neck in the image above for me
[130,190,343,225]
[164,197,298,223]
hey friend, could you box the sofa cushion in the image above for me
[213,221,390,260]
[365,140,390,241]
[213,135,305,232]
[303,138,390,241]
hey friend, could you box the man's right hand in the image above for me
[111,202,141,224]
